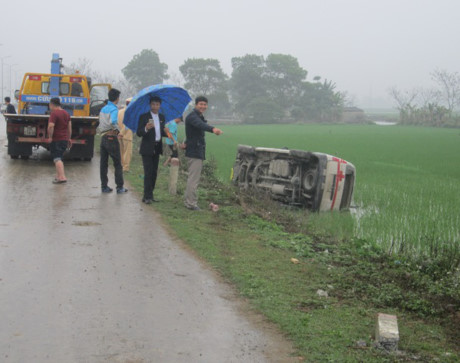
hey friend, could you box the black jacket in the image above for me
[136,111,167,156]
[6,104,16,114]
[185,109,214,160]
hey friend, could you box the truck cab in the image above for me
[17,73,110,117]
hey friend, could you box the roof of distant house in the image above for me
[343,107,364,112]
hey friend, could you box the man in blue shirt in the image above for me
[98,88,127,194]
[164,116,182,195]
[163,116,182,166]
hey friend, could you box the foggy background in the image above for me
[1,0,458,108]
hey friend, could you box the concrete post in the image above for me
[375,313,399,351]
[169,158,180,195]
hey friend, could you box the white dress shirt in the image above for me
[149,111,161,141]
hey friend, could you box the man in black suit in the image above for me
[137,96,167,204]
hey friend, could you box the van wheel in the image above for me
[237,145,255,156]
[303,169,318,192]
[290,149,312,160]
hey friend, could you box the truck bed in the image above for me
[5,113,99,160]
[4,114,99,123]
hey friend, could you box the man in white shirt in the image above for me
[136,96,167,204]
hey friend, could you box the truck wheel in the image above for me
[10,155,18,159]
[21,156,29,160]
[83,157,92,161]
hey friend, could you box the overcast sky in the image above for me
[1,0,458,108]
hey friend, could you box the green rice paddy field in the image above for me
[192,123,460,264]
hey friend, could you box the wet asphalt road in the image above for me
[0,117,294,363]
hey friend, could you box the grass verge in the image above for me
[123,141,459,362]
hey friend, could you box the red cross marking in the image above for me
[330,157,348,211]
[336,169,345,183]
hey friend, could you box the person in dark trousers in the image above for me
[47,98,71,184]
[98,88,128,194]
[184,96,223,211]
[4,97,16,114]
[137,96,167,204]
[3,97,16,147]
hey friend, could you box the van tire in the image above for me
[290,149,312,160]
[303,169,318,192]
[237,145,255,156]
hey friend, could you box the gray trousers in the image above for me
[185,157,203,208]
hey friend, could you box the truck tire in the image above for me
[66,137,94,161]
[7,134,32,159]
[83,136,95,159]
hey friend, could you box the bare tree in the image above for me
[340,91,356,107]
[63,57,137,102]
[431,69,460,114]
[63,58,98,79]
[388,87,418,110]
[416,87,440,107]
[115,76,137,102]
[168,71,185,87]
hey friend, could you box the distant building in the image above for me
[341,107,366,123]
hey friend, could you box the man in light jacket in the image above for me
[117,97,133,172]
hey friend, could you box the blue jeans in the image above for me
[50,140,67,162]
[100,135,123,189]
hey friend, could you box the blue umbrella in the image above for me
[123,84,192,132]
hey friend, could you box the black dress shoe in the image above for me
[142,198,153,204]
[185,205,201,211]
[151,197,160,202]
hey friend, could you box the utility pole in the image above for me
[8,63,18,99]
[1,55,12,102]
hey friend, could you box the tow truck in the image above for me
[3,53,110,160]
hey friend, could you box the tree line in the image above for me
[120,49,344,123]
[67,49,460,127]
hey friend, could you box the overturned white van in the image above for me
[232,145,356,212]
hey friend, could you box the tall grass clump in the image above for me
[354,177,460,269]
